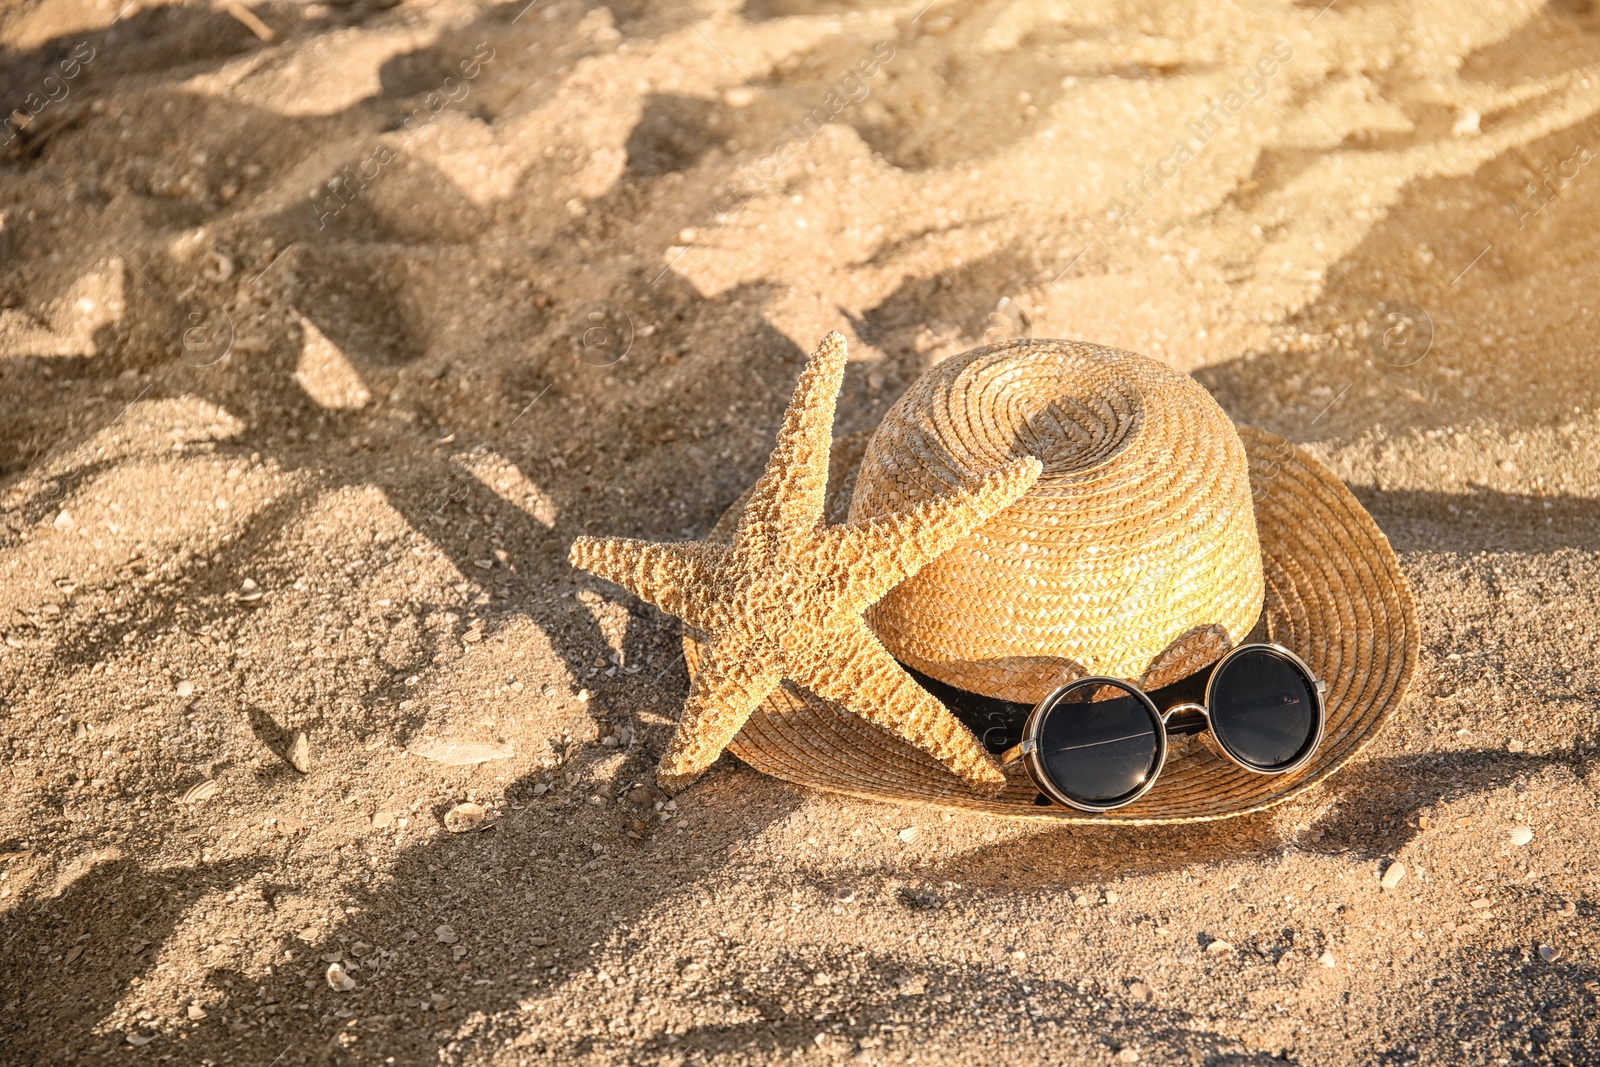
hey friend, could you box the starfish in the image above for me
[569,332,1041,795]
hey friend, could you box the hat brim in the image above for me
[688,425,1417,824]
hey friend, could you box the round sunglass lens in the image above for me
[1208,650,1319,770]
[1036,681,1162,806]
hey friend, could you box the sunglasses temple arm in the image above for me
[999,739,1035,766]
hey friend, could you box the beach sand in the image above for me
[2,0,1599,1063]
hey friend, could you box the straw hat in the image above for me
[694,338,1416,823]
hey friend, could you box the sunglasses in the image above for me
[907,644,1326,812]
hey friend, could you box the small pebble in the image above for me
[287,730,311,773]
[577,689,591,703]
[1539,944,1560,963]
[1127,981,1152,1003]
[1205,939,1234,954]
[1508,826,1533,846]
[174,680,194,698]
[723,86,755,108]
[444,802,488,832]
[435,924,460,945]
[187,1004,206,1020]
[1381,861,1406,890]
[203,251,234,281]
[1105,890,1119,904]
[325,962,356,991]
[371,810,394,829]
[1318,950,1336,968]
[1470,897,1492,909]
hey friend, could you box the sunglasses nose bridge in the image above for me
[1160,701,1207,723]
[1160,701,1209,738]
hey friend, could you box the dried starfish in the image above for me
[569,332,1041,795]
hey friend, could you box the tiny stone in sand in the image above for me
[1381,861,1406,889]
[444,802,488,832]
[326,962,356,991]
[287,730,311,773]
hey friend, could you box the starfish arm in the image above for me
[793,619,1006,795]
[735,332,850,548]
[657,644,781,795]
[820,455,1042,610]
[568,536,720,621]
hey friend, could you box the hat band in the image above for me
[901,661,1213,756]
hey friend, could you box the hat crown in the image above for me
[847,339,1265,703]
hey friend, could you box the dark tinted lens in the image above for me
[1036,681,1162,805]
[1208,650,1319,770]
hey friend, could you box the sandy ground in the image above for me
[3,0,1600,1063]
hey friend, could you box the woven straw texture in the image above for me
[688,341,1416,823]
[852,340,1266,703]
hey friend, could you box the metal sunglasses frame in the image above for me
[998,643,1328,813]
